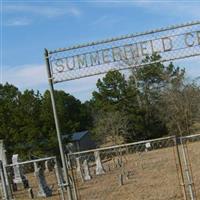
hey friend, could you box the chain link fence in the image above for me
[1,134,200,199]
[4,157,65,200]
[180,134,200,199]
[48,21,200,83]
[0,160,10,200]
[68,136,186,200]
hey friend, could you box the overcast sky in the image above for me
[1,0,200,102]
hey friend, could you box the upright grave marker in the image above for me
[94,151,105,175]
[12,154,29,190]
[35,167,52,197]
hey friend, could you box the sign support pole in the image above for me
[44,48,73,200]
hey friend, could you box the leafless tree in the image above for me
[159,81,200,136]
[93,111,129,145]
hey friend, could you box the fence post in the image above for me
[44,49,73,200]
[0,160,9,200]
[180,137,196,200]
[54,159,65,200]
[173,136,187,200]
[67,155,79,200]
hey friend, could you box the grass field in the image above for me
[76,145,182,200]
[10,141,200,200]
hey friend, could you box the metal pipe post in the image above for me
[44,49,73,200]
[180,138,195,200]
[173,136,187,200]
[0,161,9,200]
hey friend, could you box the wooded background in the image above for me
[1,55,200,160]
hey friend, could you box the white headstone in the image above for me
[12,154,23,184]
[145,142,151,152]
[94,151,105,175]
[34,162,38,172]
[44,160,50,173]
[83,160,91,181]
[76,157,84,181]
[12,154,29,189]
[35,167,52,197]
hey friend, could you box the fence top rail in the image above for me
[6,156,56,167]
[180,133,200,140]
[69,135,176,156]
[48,20,200,54]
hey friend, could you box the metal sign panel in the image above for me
[48,21,200,83]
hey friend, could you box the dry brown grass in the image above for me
[11,141,200,200]
[76,146,182,200]
[11,171,61,200]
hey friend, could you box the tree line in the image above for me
[1,55,200,159]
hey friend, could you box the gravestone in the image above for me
[12,154,29,188]
[35,167,52,197]
[45,160,50,173]
[83,160,91,181]
[145,142,151,152]
[54,162,65,187]
[12,154,23,184]
[28,188,34,199]
[34,162,38,172]
[113,157,122,168]
[118,174,124,186]
[94,151,105,175]
[76,157,84,181]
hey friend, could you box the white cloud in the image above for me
[5,18,32,26]
[2,64,47,89]
[67,7,82,17]
[55,74,103,93]
[3,5,82,26]
[2,64,102,101]
[174,57,200,79]
[132,1,200,18]
[91,15,109,26]
[90,1,200,19]
[2,59,200,102]
[4,5,82,18]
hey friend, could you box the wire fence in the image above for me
[68,135,188,200]
[4,157,64,200]
[1,134,200,200]
[180,134,200,199]
[48,21,200,83]
[0,160,9,200]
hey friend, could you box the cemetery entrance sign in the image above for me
[48,21,200,83]
[44,21,200,200]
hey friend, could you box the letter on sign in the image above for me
[90,52,100,66]
[102,49,111,63]
[162,37,173,52]
[112,47,124,61]
[55,59,65,73]
[185,33,195,47]
[77,55,87,68]
[196,31,200,45]
[140,41,149,56]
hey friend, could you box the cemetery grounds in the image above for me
[6,134,200,200]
